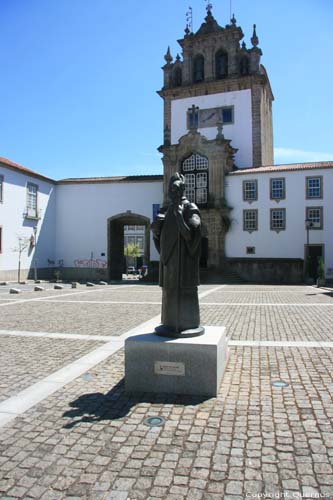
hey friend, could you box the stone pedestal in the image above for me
[125,326,229,397]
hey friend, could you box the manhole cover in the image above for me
[271,380,289,388]
[144,416,166,427]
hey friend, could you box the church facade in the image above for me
[0,8,332,283]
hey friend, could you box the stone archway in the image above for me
[108,212,150,281]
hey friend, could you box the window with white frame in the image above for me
[306,177,322,199]
[26,183,38,218]
[0,175,3,202]
[182,153,209,205]
[270,178,285,200]
[271,208,286,231]
[243,209,258,232]
[306,207,323,229]
[136,236,144,251]
[243,180,258,202]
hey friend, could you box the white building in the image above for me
[0,157,56,281]
[225,162,333,282]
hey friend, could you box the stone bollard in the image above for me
[10,288,21,294]
[34,286,45,292]
[54,284,64,290]
[86,282,94,287]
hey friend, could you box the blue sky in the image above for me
[1,0,332,179]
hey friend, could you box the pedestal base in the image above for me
[125,326,229,397]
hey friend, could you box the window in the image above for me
[136,236,144,251]
[243,209,258,232]
[221,107,233,124]
[246,246,255,255]
[193,54,205,83]
[127,225,135,231]
[26,183,38,218]
[306,177,322,199]
[0,175,3,202]
[243,180,258,202]
[271,208,286,231]
[306,207,323,229]
[215,50,228,79]
[182,153,209,205]
[270,178,285,200]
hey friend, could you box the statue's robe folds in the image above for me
[152,199,202,333]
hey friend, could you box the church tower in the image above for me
[158,5,274,269]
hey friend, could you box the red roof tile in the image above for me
[0,156,55,183]
[228,161,333,176]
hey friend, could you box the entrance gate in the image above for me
[108,213,150,280]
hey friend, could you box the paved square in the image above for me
[0,282,332,499]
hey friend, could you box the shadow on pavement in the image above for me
[62,378,210,429]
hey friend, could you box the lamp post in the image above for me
[305,218,313,247]
[305,218,313,280]
[33,226,38,282]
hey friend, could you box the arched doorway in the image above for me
[108,212,150,280]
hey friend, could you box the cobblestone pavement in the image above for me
[0,283,332,499]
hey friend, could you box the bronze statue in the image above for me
[151,173,204,338]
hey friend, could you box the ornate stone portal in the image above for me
[151,172,204,338]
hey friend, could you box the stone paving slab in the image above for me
[201,289,333,304]
[0,336,103,403]
[200,304,333,342]
[44,290,163,304]
[0,302,161,336]
[0,283,333,499]
[0,345,332,499]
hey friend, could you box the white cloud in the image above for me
[274,147,333,164]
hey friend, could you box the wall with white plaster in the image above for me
[171,89,253,168]
[55,180,163,269]
[0,165,56,279]
[225,168,333,277]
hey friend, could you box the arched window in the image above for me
[240,56,249,76]
[172,67,182,87]
[193,54,205,83]
[182,153,209,206]
[215,50,228,79]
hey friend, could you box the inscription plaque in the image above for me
[154,361,185,376]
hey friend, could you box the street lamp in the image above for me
[305,218,313,247]
[33,226,38,282]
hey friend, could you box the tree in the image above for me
[124,243,141,271]
[12,235,31,283]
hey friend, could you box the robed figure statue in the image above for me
[151,173,204,338]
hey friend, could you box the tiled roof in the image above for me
[0,156,55,183]
[228,161,333,176]
[57,175,163,184]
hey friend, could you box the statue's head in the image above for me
[168,172,185,203]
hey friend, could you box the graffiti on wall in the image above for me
[74,258,107,269]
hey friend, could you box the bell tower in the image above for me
[158,5,274,171]
[157,5,274,269]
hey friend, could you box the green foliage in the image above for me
[124,243,141,259]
